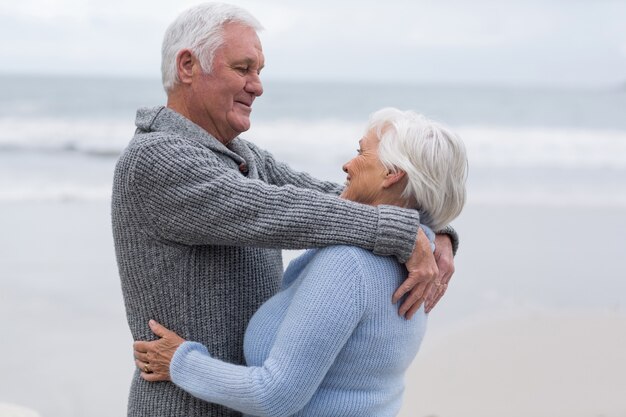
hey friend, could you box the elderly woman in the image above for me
[133,108,468,417]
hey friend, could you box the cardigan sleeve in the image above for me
[129,137,420,262]
[170,247,367,417]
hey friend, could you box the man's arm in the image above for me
[249,140,458,315]
[126,137,451,316]
[128,137,416,260]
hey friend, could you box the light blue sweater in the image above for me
[170,229,433,416]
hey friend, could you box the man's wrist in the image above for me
[435,225,459,255]
[373,205,420,263]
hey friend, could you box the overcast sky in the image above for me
[1,0,625,87]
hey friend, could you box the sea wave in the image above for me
[0,117,133,156]
[2,116,626,169]
[247,120,626,170]
[0,183,112,202]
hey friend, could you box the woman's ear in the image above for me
[176,49,195,85]
[382,170,406,189]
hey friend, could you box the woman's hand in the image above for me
[133,320,186,382]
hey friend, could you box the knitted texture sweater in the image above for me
[170,234,432,417]
[112,106,440,417]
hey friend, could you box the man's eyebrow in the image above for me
[233,57,263,67]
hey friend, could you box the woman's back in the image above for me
[243,245,428,416]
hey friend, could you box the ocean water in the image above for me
[1,74,626,205]
[1,74,626,416]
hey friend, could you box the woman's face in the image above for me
[340,129,388,205]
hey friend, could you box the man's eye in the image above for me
[356,149,362,154]
[235,67,249,74]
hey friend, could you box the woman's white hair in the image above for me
[161,2,263,93]
[370,108,468,231]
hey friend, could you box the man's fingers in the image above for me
[405,294,426,319]
[392,277,417,304]
[398,282,428,317]
[425,283,447,313]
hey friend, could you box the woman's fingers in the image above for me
[135,359,170,382]
[135,358,147,371]
[133,340,150,353]
[134,349,149,363]
[149,319,171,338]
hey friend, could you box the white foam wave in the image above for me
[2,116,626,169]
[0,117,133,156]
[459,126,626,169]
[247,120,626,170]
[467,190,626,208]
[0,184,111,202]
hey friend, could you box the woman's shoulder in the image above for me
[315,245,398,268]
[310,246,404,290]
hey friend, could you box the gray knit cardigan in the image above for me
[112,106,454,417]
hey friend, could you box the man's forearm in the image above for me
[130,139,419,261]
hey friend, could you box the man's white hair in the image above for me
[369,108,468,231]
[161,2,263,93]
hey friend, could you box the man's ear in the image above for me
[382,170,406,189]
[176,49,195,85]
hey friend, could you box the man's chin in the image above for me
[228,116,251,134]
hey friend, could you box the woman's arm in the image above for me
[134,247,367,417]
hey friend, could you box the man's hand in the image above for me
[393,228,439,319]
[425,233,456,313]
[133,320,186,382]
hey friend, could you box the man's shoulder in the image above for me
[126,130,195,152]
[117,130,208,168]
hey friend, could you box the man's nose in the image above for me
[246,73,263,97]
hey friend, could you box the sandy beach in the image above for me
[1,199,624,417]
[402,313,626,417]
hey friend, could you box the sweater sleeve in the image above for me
[435,224,460,255]
[130,137,419,262]
[170,247,367,417]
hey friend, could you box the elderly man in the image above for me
[112,3,457,417]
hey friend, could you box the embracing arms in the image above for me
[122,136,455,314]
[134,248,370,416]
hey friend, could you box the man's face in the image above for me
[191,22,264,143]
